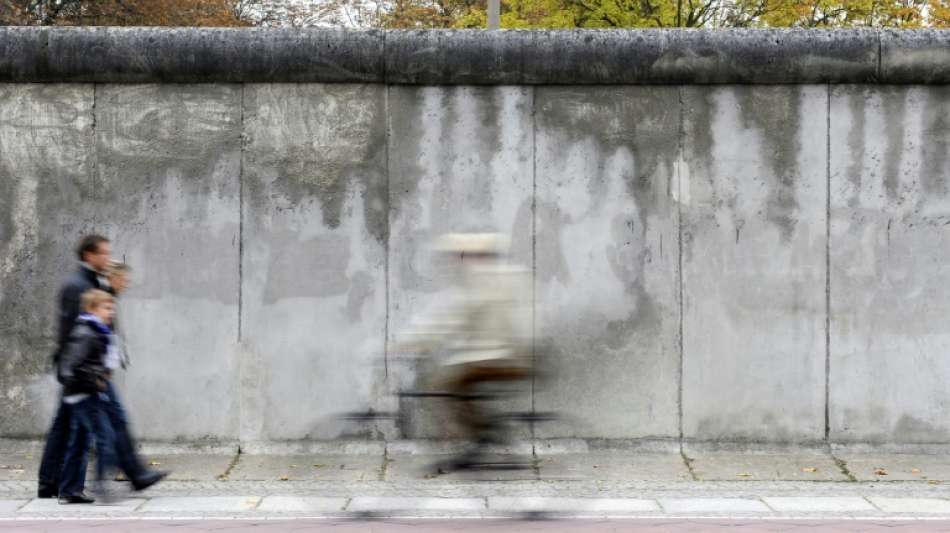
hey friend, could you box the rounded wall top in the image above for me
[0,27,947,84]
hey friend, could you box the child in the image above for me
[57,289,120,504]
[101,261,167,490]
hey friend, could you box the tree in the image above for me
[0,0,30,23]
[13,0,251,26]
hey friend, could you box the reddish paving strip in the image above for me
[5,520,950,532]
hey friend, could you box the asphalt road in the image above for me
[4,519,950,532]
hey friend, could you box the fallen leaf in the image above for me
[279,475,289,481]
[801,467,818,473]
[737,472,752,477]
[289,464,297,469]
[929,480,940,485]
[911,468,922,474]
[148,461,161,466]
[312,464,326,468]
[873,468,888,476]
[217,474,229,481]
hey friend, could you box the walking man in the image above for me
[37,235,111,498]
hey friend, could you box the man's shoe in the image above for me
[58,492,95,504]
[37,486,57,499]
[132,470,168,492]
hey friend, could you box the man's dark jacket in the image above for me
[53,265,102,366]
[58,317,109,396]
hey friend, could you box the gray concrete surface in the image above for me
[686,451,846,482]
[1,32,950,449]
[533,86,680,440]
[837,453,950,482]
[240,83,388,442]
[829,85,950,445]
[96,84,244,441]
[680,85,828,443]
[229,454,383,481]
[0,84,96,438]
[7,28,949,84]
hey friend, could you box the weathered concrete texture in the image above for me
[522,29,878,85]
[138,455,235,481]
[2,28,929,85]
[537,453,692,481]
[384,455,536,482]
[0,84,95,436]
[386,30,524,85]
[229,454,383,481]
[387,86,534,438]
[241,84,388,441]
[839,454,950,482]
[94,84,243,441]
[829,87,950,444]
[533,87,680,439]
[681,86,827,443]
[47,27,385,83]
[0,453,34,481]
[881,30,950,84]
[686,452,846,481]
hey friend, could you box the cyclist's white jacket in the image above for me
[396,262,532,368]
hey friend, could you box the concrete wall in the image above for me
[2,29,950,446]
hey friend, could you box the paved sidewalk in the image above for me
[2,446,950,519]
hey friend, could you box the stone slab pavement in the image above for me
[0,450,950,519]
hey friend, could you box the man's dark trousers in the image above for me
[103,382,146,481]
[59,396,116,498]
[37,400,82,496]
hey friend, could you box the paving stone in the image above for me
[659,498,771,514]
[538,453,691,481]
[0,454,38,482]
[18,498,145,514]
[257,496,348,512]
[348,497,486,512]
[686,452,846,481]
[762,497,876,512]
[0,500,26,514]
[136,454,235,481]
[139,496,260,512]
[384,455,536,482]
[229,455,382,481]
[868,497,950,513]
[489,497,660,513]
[839,454,950,481]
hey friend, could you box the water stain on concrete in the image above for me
[736,86,803,243]
[845,88,869,208]
[882,87,908,203]
[244,84,388,245]
[536,87,679,230]
[920,86,950,198]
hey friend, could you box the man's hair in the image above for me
[106,260,132,276]
[81,289,114,313]
[76,235,109,261]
